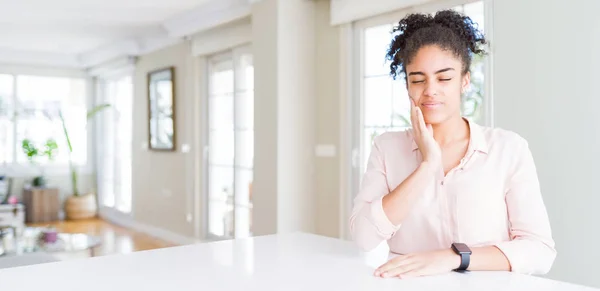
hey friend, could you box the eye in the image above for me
[439,78,452,82]
[411,80,425,84]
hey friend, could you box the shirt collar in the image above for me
[410,118,489,154]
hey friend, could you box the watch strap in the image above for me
[457,252,470,271]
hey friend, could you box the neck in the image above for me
[431,116,469,147]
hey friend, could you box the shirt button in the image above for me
[440,181,444,185]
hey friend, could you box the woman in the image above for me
[349,10,556,279]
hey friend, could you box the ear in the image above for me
[461,71,471,94]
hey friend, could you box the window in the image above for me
[206,45,254,239]
[97,76,133,213]
[0,75,14,165]
[0,74,88,168]
[352,1,488,198]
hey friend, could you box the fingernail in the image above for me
[382,272,388,277]
[374,271,379,276]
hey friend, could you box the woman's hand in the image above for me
[410,98,442,168]
[374,249,460,279]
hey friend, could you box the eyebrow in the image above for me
[408,68,455,76]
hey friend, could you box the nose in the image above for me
[423,82,438,97]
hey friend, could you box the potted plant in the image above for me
[21,138,58,188]
[60,104,110,220]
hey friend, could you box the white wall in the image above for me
[493,0,600,287]
[132,42,197,238]
[276,0,317,234]
[315,0,342,238]
[252,0,318,235]
[251,0,279,236]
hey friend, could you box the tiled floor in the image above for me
[27,218,177,257]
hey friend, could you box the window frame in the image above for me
[0,70,94,178]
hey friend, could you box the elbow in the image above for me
[530,245,557,275]
[349,199,399,252]
[352,234,381,252]
[518,247,557,275]
[523,255,555,276]
[496,239,557,275]
[349,216,388,252]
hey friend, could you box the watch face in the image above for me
[453,243,471,254]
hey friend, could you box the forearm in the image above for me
[382,161,436,225]
[467,246,511,271]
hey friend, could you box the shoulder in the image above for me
[477,124,530,153]
[371,129,414,154]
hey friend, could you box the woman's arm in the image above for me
[350,105,441,251]
[468,246,511,271]
[373,246,511,278]
[349,136,437,251]
[381,161,436,225]
[444,137,556,275]
[492,137,556,274]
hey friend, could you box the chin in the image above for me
[422,112,448,125]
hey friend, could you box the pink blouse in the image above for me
[350,119,556,275]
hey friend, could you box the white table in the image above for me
[0,252,59,269]
[0,232,596,291]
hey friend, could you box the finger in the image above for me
[374,256,411,276]
[409,97,418,129]
[410,99,421,138]
[374,259,400,276]
[382,262,420,278]
[398,269,423,279]
[416,106,427,133]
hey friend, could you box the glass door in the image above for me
[207,45,254,239]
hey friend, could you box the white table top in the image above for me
[0,232,596,291]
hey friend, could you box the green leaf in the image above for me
[58,111,73,153]
[87,104,111,120]
[43,138,58,161]
[21,139,39,163]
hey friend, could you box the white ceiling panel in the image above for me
[0,0,215,66]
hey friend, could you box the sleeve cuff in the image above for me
[493,240,555,275]
[494,241,527,274]
[369,196,402,236]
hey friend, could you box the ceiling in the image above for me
[0,0,229,68]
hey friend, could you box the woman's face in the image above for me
[405,45,470,125]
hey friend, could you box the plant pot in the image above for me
[65,193,97,220]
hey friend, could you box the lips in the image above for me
[421,102,442,109]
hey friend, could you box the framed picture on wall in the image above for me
[147,67,176,151]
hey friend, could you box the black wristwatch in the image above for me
[451,243,471,271]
